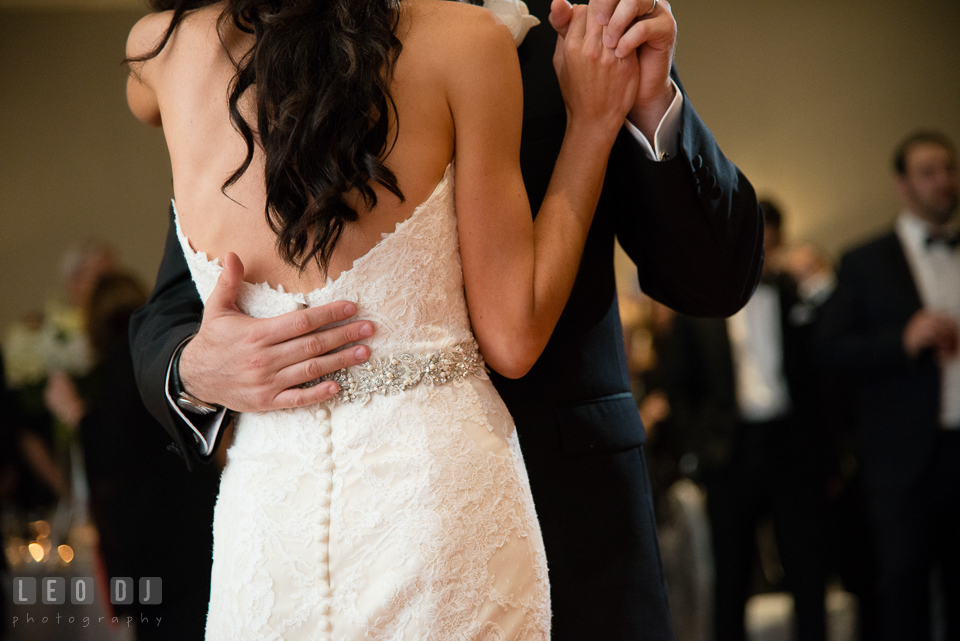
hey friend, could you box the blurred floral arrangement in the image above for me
[4,298,93,457]
[4,299,92,390]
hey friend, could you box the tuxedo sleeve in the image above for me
[129,205,224,471]
[613,68,764,318]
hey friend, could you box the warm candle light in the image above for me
[28,542,44,562]
[32,520,51,538]
[58,544,75,563]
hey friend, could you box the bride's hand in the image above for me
[552,2,640,142]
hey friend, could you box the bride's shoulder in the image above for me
[127,5,221,65]
[405,1,512,45]
[403,0,516,65]
[406,0,495,22]
[126,11,172,63]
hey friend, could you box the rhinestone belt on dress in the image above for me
[300,339,488,405]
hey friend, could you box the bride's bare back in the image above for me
[127,0,482,291]
[128,0,638,379]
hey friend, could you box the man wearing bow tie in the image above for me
[818,130,960,641]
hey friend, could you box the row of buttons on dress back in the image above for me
[315,404,334,640]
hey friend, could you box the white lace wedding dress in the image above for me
[173,164,550,641]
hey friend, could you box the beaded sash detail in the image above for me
[303,340,488,405]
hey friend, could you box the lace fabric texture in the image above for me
[174,164,550,641]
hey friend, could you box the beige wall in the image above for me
[0,9,169,334]
[2,2,959,334]
[671,0,960,250]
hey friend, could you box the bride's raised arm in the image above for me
[449,5,638,379]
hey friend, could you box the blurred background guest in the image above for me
[2,309,72,566]
[779,244,836,310]
[664,201,829,641]
[818,130,960,641]
[60,240,118,314]
[777,239,882,640]
[44,271,220,640]
[619,292,715,641]
[620,293,678,506]
[2,240,119,511]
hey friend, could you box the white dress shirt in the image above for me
[625,81,683,161]
[726,282,792,423]
[896,212,960,429]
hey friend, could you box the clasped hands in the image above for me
[178,0,678,412]
[550,0,676,140]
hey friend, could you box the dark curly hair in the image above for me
[128,0,405,273]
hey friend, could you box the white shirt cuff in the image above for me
[624,79,683,161]
[165,337,228,457]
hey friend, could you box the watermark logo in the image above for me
[111,578,133,605]
[12,578,35,605]
[42,577,65,605]
[11,577,163,630]
[139,577,162,605]
[12,577,161,605]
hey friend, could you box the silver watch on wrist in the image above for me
[172,340,220,416]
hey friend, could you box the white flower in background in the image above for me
[38,303,93,377]
[3,300,92,389]
[483,0,540,47]
[4,322,48,388]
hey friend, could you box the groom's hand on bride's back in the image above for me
[178,252,374,413]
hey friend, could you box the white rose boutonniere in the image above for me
[483,0,540,47]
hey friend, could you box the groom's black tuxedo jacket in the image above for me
[130,3,763,638]
[817,231,943,497]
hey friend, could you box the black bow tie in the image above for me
[925,232,960,249]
